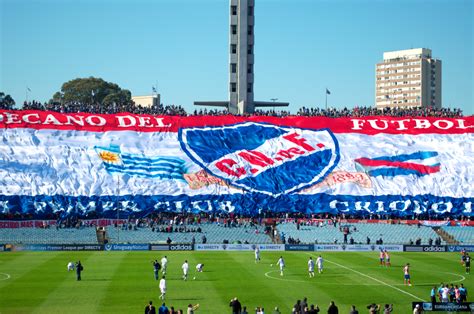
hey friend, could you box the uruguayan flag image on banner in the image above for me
[354,151,440,177]
[95,145,186,180]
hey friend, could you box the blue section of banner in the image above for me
[0,193,471,218]
[235,149,334,194]
[183,124,288,163]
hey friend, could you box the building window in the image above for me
[247,45,253,54]
[231,5,237,15]
[231,44,237,54]
[248,26,253,35]
[230,83,237,93]
[231,63,237,73]
[248,5,253,16]
[231,25,237,35]
[247,83,252,93]
[247,64,252,74]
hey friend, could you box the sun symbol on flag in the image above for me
[99,151,120,163]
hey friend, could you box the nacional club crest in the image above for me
[178,122,340,196]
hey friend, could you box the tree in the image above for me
[51,77,131,104]
[0,92,15,109]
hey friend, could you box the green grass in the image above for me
[0,251,470,313]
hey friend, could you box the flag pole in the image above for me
[325,88,328,110]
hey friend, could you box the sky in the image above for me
[1,0,472,115]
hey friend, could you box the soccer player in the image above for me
[67,261,75,271]
[276,256,285,276]
[316,255,324,274]
[194,263,204,280]
[196,263,204,272]
[465,253,471,274]
[461,249,466,265]
[403,263,412,286]
[182,260,189,281]
[159,276,166,300]
[308,257,315,278]
[152,260,161,280]
[161,256,168,275]
[384,250,391,267]
[441,285,449,302]
[255,246,261,263]
[459,284,467,302]
[379,249,385,266]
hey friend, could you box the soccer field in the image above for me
[0,251,470,313]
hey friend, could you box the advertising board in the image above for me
[104,244,149,251]
[13,244,103,251]
[404,245,447,252]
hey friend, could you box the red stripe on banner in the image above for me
[0,110,473,134]
[354,158,441,174]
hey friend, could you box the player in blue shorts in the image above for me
[403,263,412,286]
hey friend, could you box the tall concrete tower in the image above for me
[229,0,254,114]
[194,0,288,114]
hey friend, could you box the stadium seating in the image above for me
[441,226,474,244]
[277,222,445,245]
[0,228,98,244]
[106,224,273,244]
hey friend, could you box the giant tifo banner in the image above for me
[0,110,473,217]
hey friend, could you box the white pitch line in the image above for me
[307,254,425,301]
[0,272,11,281]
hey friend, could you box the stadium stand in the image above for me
[0,227,98,244]
[277,222,446,245]
[106,224,272,244]
[441,226,474,244]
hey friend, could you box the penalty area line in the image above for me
[306,253,425,302]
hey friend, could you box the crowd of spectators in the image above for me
[20,100,188,116]
[1,98,465,118]
[297,105,463,118]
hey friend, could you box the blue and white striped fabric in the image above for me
[95,145,186,180]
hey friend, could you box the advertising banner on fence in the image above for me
[194,243,284,251]
[404,245,447,252]
[285,244,314,251]
[0,110,472,217]
[446,245,474,252]
[150,244,171,251]
[413,302,474,312]
[104,244,149,251]
[13,244,103,251]
[314,245,344,251]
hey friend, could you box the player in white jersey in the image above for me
[403,263,412,286]
[193,263,204,280]
[161,256,168,274]
[159,276,166,300]
[182,260,189,281]
[67,261,75,271]
[255,246,261,263]
[276,256,285,276]
[316,255,324,274]
[308,257,315,277]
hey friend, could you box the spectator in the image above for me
[327,301,338,314]
[145,301,157,314]
[413,304,422,314]
[367,304,380,314]
[229,297,242,314]
[159,303,169,314]
[349,305,358,314]
[383,304,392,314]
[187,304,199,314]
